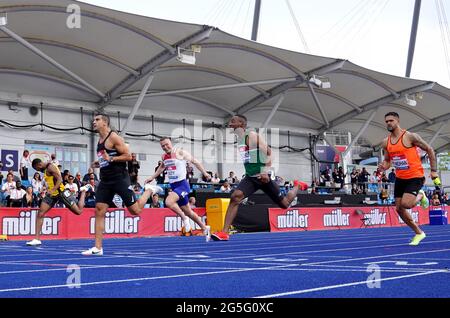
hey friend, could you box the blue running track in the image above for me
[0,225,449,298]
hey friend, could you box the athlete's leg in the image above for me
[26,200,53,245]
[395,196,423,235]
[165,191,190,228]
[93,202,109,250]
[179,204,207,231]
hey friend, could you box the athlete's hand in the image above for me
[258,173,271,184]
[431,171,439,181]
[91,161,100,168]
[378,161,389,172]
[204,173,211,182]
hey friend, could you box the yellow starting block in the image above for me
[0,235,8,241]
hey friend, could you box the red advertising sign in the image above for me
[269,206,434,232]
[0,208,206,240]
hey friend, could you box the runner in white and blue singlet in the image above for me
[146,137,211,240]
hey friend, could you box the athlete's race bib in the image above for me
[392,155,410,170]
[239,145,250,164]
[98,151,109,168]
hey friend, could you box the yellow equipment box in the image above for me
[206,198,230,232]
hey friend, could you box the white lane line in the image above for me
[255,270,447,298]
[301,248,450,266]
[0,264,297,293]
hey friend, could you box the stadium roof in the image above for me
[1,0,449,151]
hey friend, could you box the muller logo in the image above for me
[90,210,139,234]
[277,209,309,229]
[323,209,350,227]
[165,216,206,232]
[366,208,387,225]
[2,210,61,236]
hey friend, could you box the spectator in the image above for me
[31,172,45,194]
[20,150,31,181]
[65,175,79,196]
[155,161,166,184]
[431,193,441,206]
[83,168,99,183]
[358,167,369,193]
[22,186,38,208]
[1,173,16,205]
[350,168,358,192]
[210,173,221,184]
[186,162,194,181]
[51,153,60,167]
[128,153,140,185]
[84,177,97,208]
[226,171,238,184]
[148,193,163,208]
[220,181,232,193]
[74,172,83,190]
[337,167,346,188]
[62,170,70,185]
[7,169,20,183]
[388,168,396,183]
[9,181,26,207]
[188,196,196,209]
[37,185,47,207]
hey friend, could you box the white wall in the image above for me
[0,107,312,184]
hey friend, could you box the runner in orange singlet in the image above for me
[379,112,439,246]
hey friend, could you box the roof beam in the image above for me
[119,77,298,100]
[428,121,448,146]
[0,25,106,99]
[101,26,214,107]
[0,37,139,76]
[318,81,435,134]
[307,82,329,128]
[245,106,324,125]
[260,94,285,128]
[119,74,154,137]
[342,109,378,157]
[408,112,450,133]
[234,59,345,115]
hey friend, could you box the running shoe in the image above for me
[81,247,103,256]
[144,184,163,194]
[211,231,229,241]
[26,239,42,246]
[409,232,426,246]
[181,226,193,237]
[418,190,429,209]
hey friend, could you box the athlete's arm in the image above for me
[409,132,438,178]
[178,149,211,180]
[378,138,391,171]
[145,162,165,183]
[47,164,63,195]
[103,132,132,163]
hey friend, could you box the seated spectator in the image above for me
[22,186,38,208]
[431,193,441,206]
[210,173,221,184]
[7,169,20,183]
[220,181,232,193]
[74,172,83,190]
[9,181,26,207]
[226,171,238,184]
[83,168,99,183]
[65,175,79,196]
[1,173,16,205]
[35,185,47,207]
[84,178,97,208]
[31,172,45,194]
[189,196,196,209]
[148,193,163,208]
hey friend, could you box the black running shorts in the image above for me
[96,177,137,207]
[394,177,425,198]
[236,175,284,205]
[42,189,77,208]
